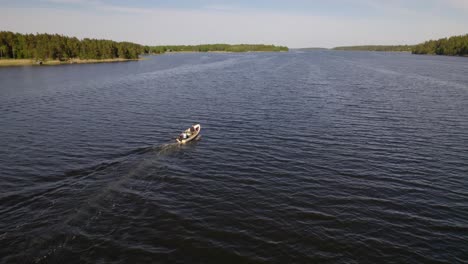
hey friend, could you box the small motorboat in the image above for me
[176,124,201,143]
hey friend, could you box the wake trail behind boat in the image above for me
[14,141,193,262]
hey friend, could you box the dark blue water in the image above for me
[1,51,467,263]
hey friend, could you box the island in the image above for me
[332,45,414,52]
[148,44,288,53]
[0,31,289,67]
[330,34,468,57]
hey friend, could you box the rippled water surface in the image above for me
[1,51,468,263]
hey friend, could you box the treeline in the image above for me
[0,31,147,60]
[333,45,414,52]
[331,34,468,57]
[0,31,289,62]
[412,34,468,56]
[149,44,288,53]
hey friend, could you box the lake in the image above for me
[1,51,467,263]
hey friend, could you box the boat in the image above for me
[176,124,201,143]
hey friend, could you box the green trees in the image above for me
[333,45,414,52]
[332,34,468,57]
[0,31,289,60]
[0,45,6,58]
[412,34,468,56]
[148,44,289,53]
[0,31,146,60]
[0,31,291,61]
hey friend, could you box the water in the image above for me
[1,51,467,263]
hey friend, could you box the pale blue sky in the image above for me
[1,0,467,48]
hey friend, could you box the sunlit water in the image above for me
[1,51,467,263]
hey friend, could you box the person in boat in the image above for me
[179,133,187,140]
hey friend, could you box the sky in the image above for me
[0,0,467,48]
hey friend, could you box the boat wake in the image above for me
[1,140,202,263]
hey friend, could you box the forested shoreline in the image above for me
[332,34,468,56]
[412,34,468,56]
[4,30,464,65]
[0,31,146,61]
[149,44,288,53]
[332,45,414,52]
[0,31,288,66]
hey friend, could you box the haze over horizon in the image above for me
[1,0,467,48]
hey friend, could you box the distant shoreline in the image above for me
[0,50,290,67]
[332,45,414,52]
[163,50,288,54]
[0,58,142,67]
[0,31,289,67]
[334,50,412,53]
